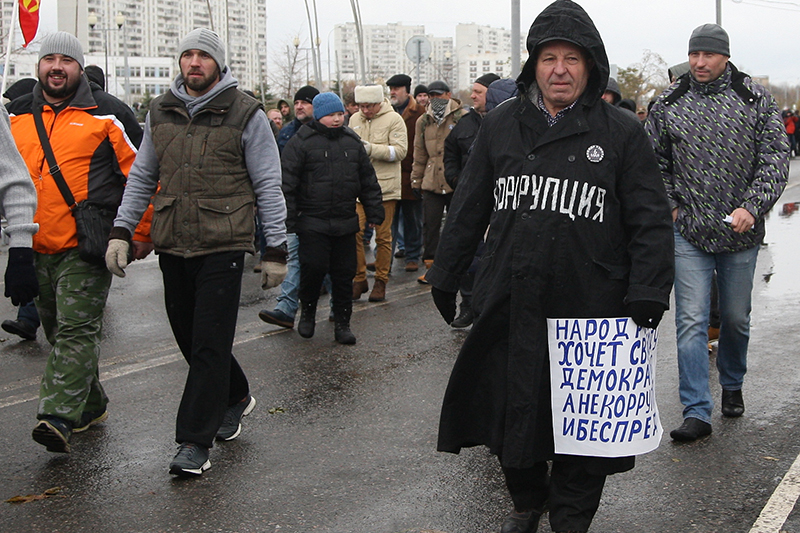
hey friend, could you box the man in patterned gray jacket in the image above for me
[646,23,789,442]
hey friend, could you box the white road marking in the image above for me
[749,450,800,532]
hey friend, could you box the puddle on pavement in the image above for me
[761,201,800,298]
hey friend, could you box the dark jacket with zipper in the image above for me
[443,107,482,189]
[281,121,384,236]
[426,0,674,471]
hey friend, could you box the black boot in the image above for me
[298,300,317,338]
[333,303,356,345]
[451,296,473,328]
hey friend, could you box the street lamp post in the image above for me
[88,13,126,102]
[87,13,110,92]
[294,37,315,86]
[115,13,130,106]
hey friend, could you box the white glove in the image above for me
[105,239,130,277]
[261,261,287,290]
[361,140,372,156]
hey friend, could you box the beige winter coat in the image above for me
[348,99,407,202]
[410,98,464,195]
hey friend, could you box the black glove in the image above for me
[411,187,423,200]
[4,247,39,306]
[627,300,665,329]
[431,286,457,325]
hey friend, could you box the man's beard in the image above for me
[184,67,220,94]
[40,71,81,100]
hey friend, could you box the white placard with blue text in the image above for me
[547,317,662,457]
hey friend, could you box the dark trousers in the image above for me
[159,251,249,448]
[298,231,357,308]
[502,460,607,532]
[422,191,452,261]
[391,199,423,263]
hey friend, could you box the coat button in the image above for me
[527,154,535,161]
[521,213,529,220]
[568,155,576,162]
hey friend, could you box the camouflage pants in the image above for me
[34,249,112,423]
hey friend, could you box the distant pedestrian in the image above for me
[387,73,425,273]
[349,85,407,302]
[441,72,498,328]
[410,80,463,283]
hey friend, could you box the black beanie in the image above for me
[294,85,320,104]
[475,73,500,88]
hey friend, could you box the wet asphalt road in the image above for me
[3,163,800,533]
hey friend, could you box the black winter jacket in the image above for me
[443,108,482,189]
[427,0,674,471]
[281,121,384,236]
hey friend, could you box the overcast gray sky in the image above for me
[269,0,800,86]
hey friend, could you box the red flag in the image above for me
[19,0,40,48]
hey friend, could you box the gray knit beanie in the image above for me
[179,28,226,72]
[38,32,85,70]
[688,24,730,56]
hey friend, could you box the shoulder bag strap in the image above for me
[32,106,76,209]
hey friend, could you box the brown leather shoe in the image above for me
[405,261,419,272]
[352,279,369,300]
[368,279,386,301]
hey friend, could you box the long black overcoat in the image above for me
[426,0,674,473]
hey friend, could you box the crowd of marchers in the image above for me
[0,1,789,531]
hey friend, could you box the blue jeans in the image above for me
[391,200,423,264]
[274,233,300,318]
[673,230,759,423]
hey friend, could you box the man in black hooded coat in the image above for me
[426,1,674,532]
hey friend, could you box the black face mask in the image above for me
[429,97,449,124]
[310,120,344,138]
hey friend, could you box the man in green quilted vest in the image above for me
[106,28,288,477]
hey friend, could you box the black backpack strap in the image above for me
[32,106,76,209]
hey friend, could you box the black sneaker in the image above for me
[73,408,108,433]
[2,319,37,340]
[216,395,256,441]
[258,309,294,329]
[169,443,211,477]
[32,416,72,453]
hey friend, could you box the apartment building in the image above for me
[334,22,454,89]
[1,0,267,104]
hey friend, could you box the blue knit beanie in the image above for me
[312,92,345,120]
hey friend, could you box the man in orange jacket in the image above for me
[7,32,148,454]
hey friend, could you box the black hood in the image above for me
[517,0,609,106]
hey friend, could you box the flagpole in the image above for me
[1,0,19,99]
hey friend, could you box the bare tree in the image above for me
[617,50,669,106]
[269,35,310,100]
